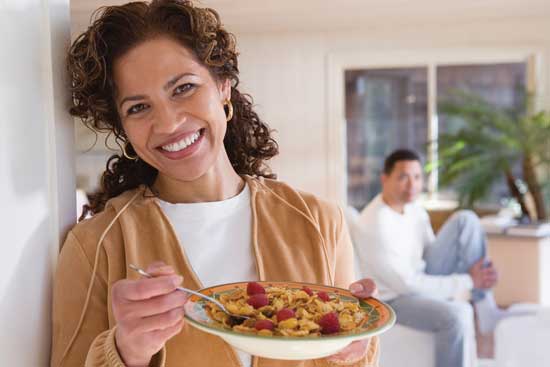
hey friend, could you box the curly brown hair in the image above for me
[69,0,278,218]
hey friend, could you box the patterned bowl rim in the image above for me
[183,280,396,341]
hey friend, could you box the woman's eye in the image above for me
[174,83,195,95]
[127,103,148,115]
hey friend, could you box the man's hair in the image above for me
[383,149,421,174]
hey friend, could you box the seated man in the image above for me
[355,149,502,367]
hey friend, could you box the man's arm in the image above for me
[364,227,473,299]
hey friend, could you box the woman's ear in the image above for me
[219,78,231,101]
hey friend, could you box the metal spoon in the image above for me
[128,264,250,321]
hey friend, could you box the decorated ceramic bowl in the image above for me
[183,281,395,360]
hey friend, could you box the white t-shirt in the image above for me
[158,183,256,367]
[355,194,472,301]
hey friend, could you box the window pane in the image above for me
[345,68,428,210]
[437,63,527,205]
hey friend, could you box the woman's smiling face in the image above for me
[113,36,231,182]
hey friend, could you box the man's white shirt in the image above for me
[354,194,473,301]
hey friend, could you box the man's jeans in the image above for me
[387,210,487,367]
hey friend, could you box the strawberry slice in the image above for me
[247,293,269,309]
[317,291,331,302]
[276,308,295,322]
[255,319,275,331]
[302,286,314,296]
[247,282,266,295]
[319,312,340,334]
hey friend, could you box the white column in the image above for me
[0,0,74,365]
[427,63,438,200]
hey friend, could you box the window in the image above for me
[436,63,527,205]
[345,68,428,209]
[345,61,527,210]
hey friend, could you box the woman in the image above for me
[51,1,379,366]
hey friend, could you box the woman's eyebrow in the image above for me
[163,72,196,91]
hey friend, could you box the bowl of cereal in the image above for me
[183,281,395,360]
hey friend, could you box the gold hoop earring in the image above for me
[224,99,234,122]
[122,141,139,161]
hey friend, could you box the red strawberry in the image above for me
[247,293,269,309]
[276,308,295,322]
[317,291,331,302]
[255,319,275,331]
[319,312,340,334]
[247,282,266,295]
[302,286,313,296]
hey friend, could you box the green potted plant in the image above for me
[435,91,550,221]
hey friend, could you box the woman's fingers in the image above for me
[115,275,183,302]
[349,278,378,299]
[326,339,369,363]
[123,290,188,319]
[147,318,185,345]
[112,263,185,366]
[146,262,176,277]
[125,307,185,334]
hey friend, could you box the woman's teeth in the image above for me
[161,131,201,152]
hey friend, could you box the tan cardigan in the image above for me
[51,176,379,367]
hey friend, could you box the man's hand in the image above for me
[469,258,498,289]
[326,278,377,364]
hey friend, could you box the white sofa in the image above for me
[495,307,550,367]
[344,206,477,367]
[379,324,435,367]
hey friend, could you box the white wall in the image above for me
[66,15,550,358]
[72,13,550,201]
[0,0,74,365]
[234,16,550,201]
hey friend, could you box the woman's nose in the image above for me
[152,103,185,134]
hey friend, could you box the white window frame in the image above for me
[326,47,544,205]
